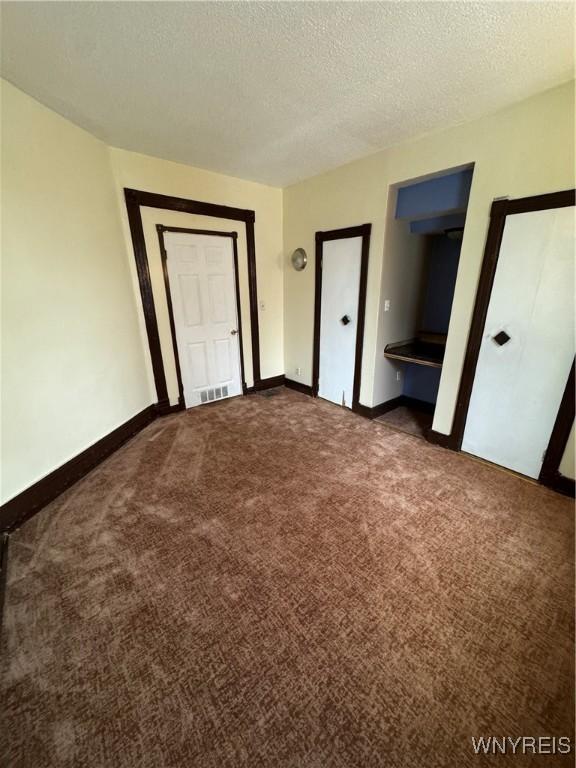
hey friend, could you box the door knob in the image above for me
[492,330,511,346]
[230,329,238,335]
[341,315,351,325]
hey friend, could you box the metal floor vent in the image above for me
[200,385,229,404]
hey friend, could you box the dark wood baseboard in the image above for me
[353,396,404,420]
[3,379,571,540]
[373,396,405,417]
[540,470,575,498]
[156,397,186,416]
[425,429,457,450]
[0,533,9,635]
[355,395,458,449]
[352,402,374,419]
[284,378,314,396]
[360,393,453,445]
[0,377,293,533]
[0,405,156,533]
[427,432,574,495]
[400,396,436,415]
[246,375,286,393]
[354,394,437,420]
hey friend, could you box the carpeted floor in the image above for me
[376,405,433,438]
[1,388,574,767]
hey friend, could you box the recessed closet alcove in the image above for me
[380,166,474,437]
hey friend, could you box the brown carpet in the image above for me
[376,405,433,438]
[1,388,574,767]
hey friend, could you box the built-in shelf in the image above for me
[384,332,446,369]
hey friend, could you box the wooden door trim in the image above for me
[449,188,575,492]
[312,224,372,412]
[539,359,575,497]
[157,226,247,409]
[124,189,260,413]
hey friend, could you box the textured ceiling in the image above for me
[1,2,573,187]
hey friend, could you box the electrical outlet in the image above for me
[396,370,401,382]
[384,299,391,312]
[296,367,301,376]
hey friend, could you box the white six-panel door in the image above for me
[462,206,574,478]
[319,237,362,408]
[164,232,243,408]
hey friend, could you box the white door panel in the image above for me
[178,274,202,327]
[462,206,574,478]
[165,232,243,408]
[187,342,209,389]
[319,237,362,408]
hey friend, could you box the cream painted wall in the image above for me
[108,148,284,397]
[283,82,575,442]
[559,424,575,481]
[1,81,150,503]
[376,190,427,400]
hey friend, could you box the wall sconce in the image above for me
[291,248,307,271]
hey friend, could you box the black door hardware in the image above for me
[341,315,351,325]
[492,330,511,346]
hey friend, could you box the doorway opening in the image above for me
[158,226,245,409]
[379,166,474,438]
[124,188,260,414]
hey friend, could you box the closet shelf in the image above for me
[384,333,446,369]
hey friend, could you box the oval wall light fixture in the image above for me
[291,248,308,271]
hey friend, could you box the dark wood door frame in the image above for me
[312,224,372,412]
[124,188,260,414]
[157,226,247,409]
[449,188,575,493]
[539,360,575,496]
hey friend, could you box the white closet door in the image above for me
[165,232,243,408]
[462,206,574,478]
[319,237,362,408]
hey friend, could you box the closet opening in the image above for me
[379,165,474,438]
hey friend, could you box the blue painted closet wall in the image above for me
[421,235,461,333]
[402,234,461,404]
[403,365,442,404]
[395,168,473,220]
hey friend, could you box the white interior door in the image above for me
[319,237,362,408]
[462,205,574,478]
[165,232,243,408]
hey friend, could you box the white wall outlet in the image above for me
[396,370,402,382]
[384,299,391,312]
[295,366,301,376]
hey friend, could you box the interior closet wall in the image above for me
[420,235,461,333]
[402,233,461,404]
[371,191,428,404]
